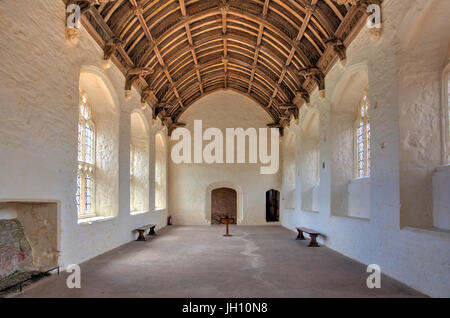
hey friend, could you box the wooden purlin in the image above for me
[67,0,374,128]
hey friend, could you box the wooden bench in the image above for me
[135,224,156,241]
[296,227,322,247]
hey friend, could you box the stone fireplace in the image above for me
[211,188,237,225]
[0,202,59,286]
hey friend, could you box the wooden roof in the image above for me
[71,0,375,131]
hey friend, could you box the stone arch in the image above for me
[79,66,120,217]
[205,182,243,225]
[155,131,167,210]
[396,0,450,228]
[330,64,369,217]
[331,63,369,113]
[79,65,119,112]
[300,108,320,212]
[210,188,237,225]
[282,132,296,210]
[130,110,150,213]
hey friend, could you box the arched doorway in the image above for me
[266,189,280,222]
[211,188,237,224]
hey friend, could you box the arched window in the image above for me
[354,91,371,178]
[300,111,320,212]
[155,133,167,210]
[283,134,296,209]
[130,112,150,213]
[77,91,96,218]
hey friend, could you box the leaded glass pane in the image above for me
[76,173,81,215]
[85,123,93,164]
[78,121,83,161]
[85,174,93,213]
[355,92,371,178]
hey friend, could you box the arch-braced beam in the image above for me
[71,0,377,127]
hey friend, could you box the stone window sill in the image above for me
[434,164,450,172]
[350,176,370,184]
[77,215,115,225]
[155,208,166,212]
[130,211,150,216]
[331,214,370,222]
[402,226,450,239]
[302,210,319,214]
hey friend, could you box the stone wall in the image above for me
[280,0,450,297]
[0,0,168,268]
[168,91,281,225]
[16,203,59,270]
[0,219,33,279]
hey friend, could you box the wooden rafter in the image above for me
[67,0,377,128]
[129,0,184,109]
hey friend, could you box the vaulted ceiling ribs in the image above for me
[71,0,375,130]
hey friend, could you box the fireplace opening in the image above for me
[0,202,59,292]
[211,188,237,225]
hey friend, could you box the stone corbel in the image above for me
[124,67,154,99]
[65,0,115,43]
[267,122,284,136]
[140,87,156,110]
[293,89,311,107]
[297,68,325,99]
[279,104,299,123]
[103,37,123,69]
[168,122,187,136]
[152,100,173,120]
[325,37,346,66]
[359,0,383,41]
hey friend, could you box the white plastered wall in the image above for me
[280,0,450,297]
[155,132,168,211]
[0,0,448,298]
[0,0,168,267]
[299,109,320,212]
[168,91,281,225]
[397,0,450,229]
[282,133,296,210]
[130,110,150,213]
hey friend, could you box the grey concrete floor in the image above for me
[12,225,424,298]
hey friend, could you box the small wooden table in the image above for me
[220,218,235,237]
[296,227,322,247]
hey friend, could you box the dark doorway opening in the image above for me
[266,190,280,222]
[211,188,237,225]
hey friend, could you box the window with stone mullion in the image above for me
[77,93,96,218]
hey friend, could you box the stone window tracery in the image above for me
[77,91,96,218]
[355,91,371,178]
